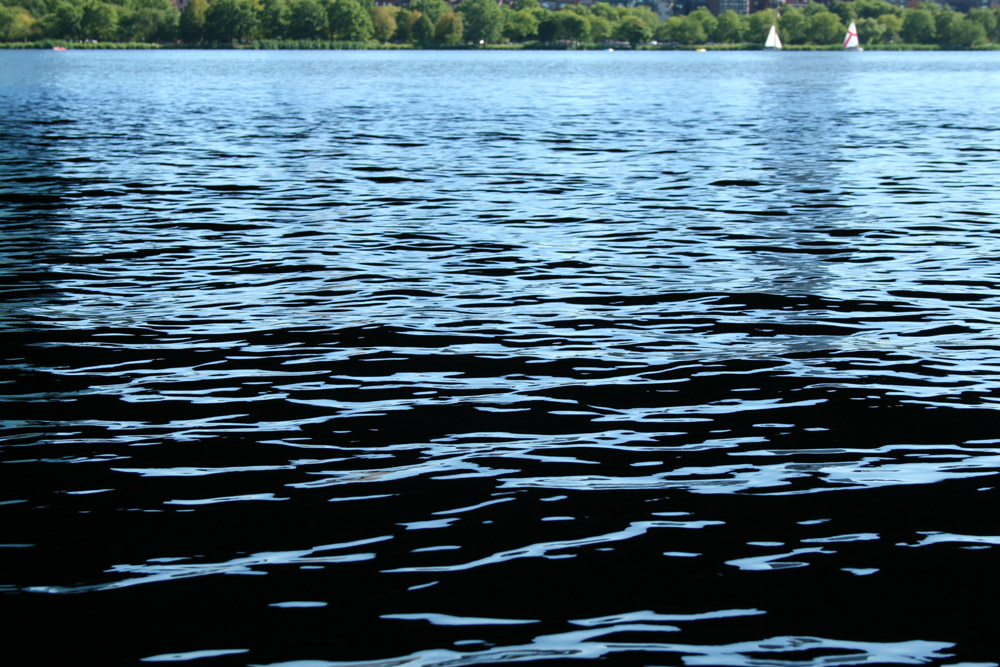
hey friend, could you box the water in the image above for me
[2,49,1000,666]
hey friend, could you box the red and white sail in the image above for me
[844,21,860,49]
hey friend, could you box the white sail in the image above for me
[843,21,860,49]
[765,24,782,49]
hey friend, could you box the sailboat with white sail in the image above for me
[764,24,782,50]
[843,21,863,51]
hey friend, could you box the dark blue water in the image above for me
[3,49,1000,666]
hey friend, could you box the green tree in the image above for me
[855,16,882,45]
[371,5,395,41]
[179,0,207,41]
[656,14,704,44]
[967,7,997,41]
[50,0,82,38]
[288,0,326,38]
[713,9,743,43]
[877,12,901,42]
[258,0,288,39]
[535,9,557,41]
[901,8,935,43]
[933,6,957,45]
[512,0,539,9]
[0,5,35,40]
[204,0,258,42]
[854,0,898,19]
[653,15,676,42]
[802,1,826,16]
[590,1,614,21]
[828,0,855,24]
[433,9,461,44]
[614,14,650,46]
[626,5,659,31]
[688,6,716,40]
[327,0,372,41]
[11,0,55,20]
[500,6,535,41]
[119,4,178,42]
[746,8,776,44]
[393,6,412,40]
[942,13,986,46]
[408,0,448,25]
[556,8,588,42]
[411,10,432,43]
[127,0,176,13]
[81,0,116,39]
[458,0,502,44]
[806,10,843,44]
[779,6,807,45]
[587,13,610,43]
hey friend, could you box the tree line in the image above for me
[2,0,999,47]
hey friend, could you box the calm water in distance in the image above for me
[2,49,1000,666]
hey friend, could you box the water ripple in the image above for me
[3,50,1000,665]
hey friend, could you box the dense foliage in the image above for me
[2,0,999,47]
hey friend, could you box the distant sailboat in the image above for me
[764,24,782,50]
[843,21,863,51]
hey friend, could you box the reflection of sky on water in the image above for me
[4,52,1000,667]
[4,52,998,370]
[245,628,951,667]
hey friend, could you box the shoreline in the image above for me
[3,41,999,51]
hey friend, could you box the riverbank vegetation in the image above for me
[2,0,999,49]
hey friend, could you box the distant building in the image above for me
[670,0,706,14]
[707,0,749,13]
[653,0,679,18]
[943,0,994,9]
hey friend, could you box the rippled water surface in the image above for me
[3,49,1000,665]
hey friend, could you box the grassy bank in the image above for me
[0,40,400,49]
[0,40,164,49]
[3,40,1000,51]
